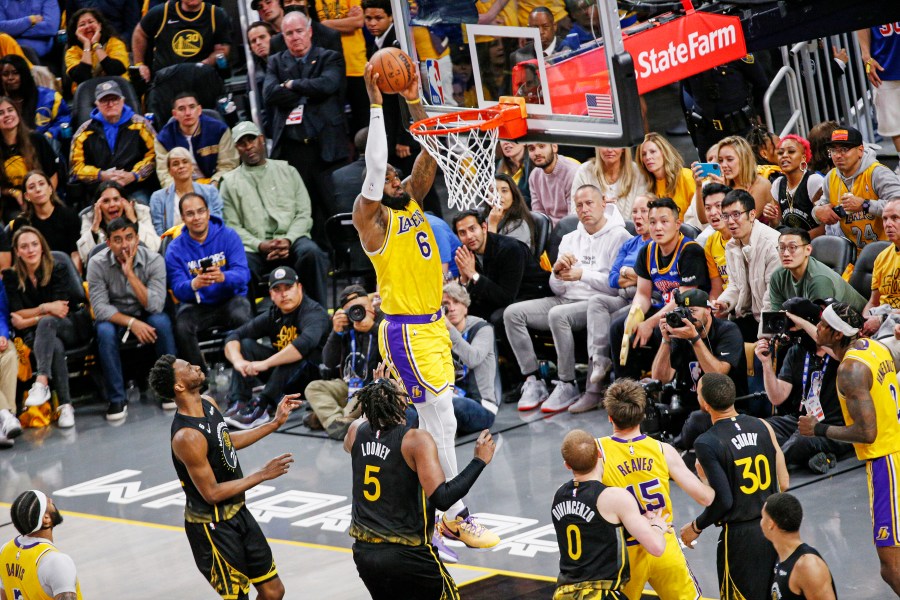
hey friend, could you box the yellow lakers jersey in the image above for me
[366,199,443,316]
[871,243,900,309]
[827,162,885,249]
[0,537,83,600]
[704,230,728,288]
[598,435,673,525]
[839,339,900,460]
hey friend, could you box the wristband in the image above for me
[406,98,421,104]
[134,62,144,67]
[92,42,101,50]
[689,334,701,344]
[813,421,830,438]
[691,520,701,534]
[370,103,382,109]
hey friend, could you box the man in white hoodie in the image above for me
[504,185,630,413]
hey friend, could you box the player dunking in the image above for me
[148,355,301,600]
[798,302,900,593]
[598,379,712,600]
[353,63,498,556]
[344,372,495,599]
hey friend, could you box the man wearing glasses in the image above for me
[812,126,900,251]
[769,228,866,312]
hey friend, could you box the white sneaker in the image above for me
[57,404,75,429]
[25,381,51,407]
[518,377,549,411]
[542,381,580,413]
[0,431,12,449]
[0,408,22,439]
[590,356,613,386]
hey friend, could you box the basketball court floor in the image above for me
[0,388,893,599]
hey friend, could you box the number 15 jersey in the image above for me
[598,435,673,527]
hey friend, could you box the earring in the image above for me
[799,161,808,173]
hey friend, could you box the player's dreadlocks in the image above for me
[148,354,177,402]
[353,378,408,432]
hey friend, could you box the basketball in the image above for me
[369,47,416,94]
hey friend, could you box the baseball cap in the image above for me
[827,126,863,148]
[338,284,368,308]
[232,121,262,143]
[676,289,709,308]
[783,297,823,324]
[268,266,299,289]
[94,80,124,102]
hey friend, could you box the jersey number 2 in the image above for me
[735,455,771,494]
[363,465,381,501]
[415,231,432,258]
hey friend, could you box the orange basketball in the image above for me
[369,47,416,94]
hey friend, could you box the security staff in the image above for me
[682,54,769,159]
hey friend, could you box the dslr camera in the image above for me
[346,304,367,323]
[664,290,695,329]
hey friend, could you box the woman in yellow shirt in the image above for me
[636,132,696,219]
[64,9,129,93]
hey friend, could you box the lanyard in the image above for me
[802,353,829,397]
[349,330,375,376]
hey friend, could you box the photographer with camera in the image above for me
[165,193,253,370]
[756,298,851,474]
[651,289,747,451]
[304,285,383,440]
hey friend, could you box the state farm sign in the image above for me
[624,11,747,94]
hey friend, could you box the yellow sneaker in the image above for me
[439,513,500,549]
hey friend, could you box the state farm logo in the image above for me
[635,24,738,79]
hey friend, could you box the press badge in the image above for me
[286,105,304,125]
[803,371,826,422]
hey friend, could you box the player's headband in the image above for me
[822,304,858,337]
[28,490,48,534]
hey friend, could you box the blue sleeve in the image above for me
[609,240,631,289]
[27,0,59,37]
[50,95,71,139]
[205,186,225,219]
[166,240,196,303]
[0,284,10,339]
[221,229,250,294]
[0,13,35,37]
[149,191,166,236]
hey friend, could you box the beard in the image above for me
[382,190,412,211]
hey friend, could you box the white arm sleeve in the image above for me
[38,551,78,596]
[361,107,388,201]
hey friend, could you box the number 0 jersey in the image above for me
[551,479,629,587]
[598,435,673,528]
[839,338,900,460]
[366,199,443,316]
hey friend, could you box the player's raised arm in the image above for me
[353,64,391,251]
[398,69,437,203]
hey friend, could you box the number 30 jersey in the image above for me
[551,479,628,587]
[599,436,673,531]
[366,198,442,316]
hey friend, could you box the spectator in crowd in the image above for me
[571,147,641,221]
[87,217,175,421]
[149,147,224,236]
[304,284,381,439]
[253,0,285,32]
[808,120,839,174]
[269,0,343,56]
[651,288,747,450]
[0,56,70,143]
[484,173,536,251]
[496,140,532,206]
[166,192,252,369]
[64,9,130,91]
[863,198,900,361]
[769,228,866,312]
[637,132,696,220]
[691,141,723,231]
[79,181,159,264]
[763,135,825,236]
[747,125,781,173]
[757,297,850,473]
[516,0,568,32]
[8,171,80,272]
[715,135,772,215]
[223,266,329,429]
[331,127,367,215]
[69,80,156,204]
[0,98,59,224]
[610,198,710,380]
[154,92,238,188]
[247,20,275,79]
[263,11,350,222]
[453,209,549,325]
[65,1,140,48]
[132,0,232,82]
[698,183,732,289]
[315,0,367,135]
[3,227,81,429]
[814,126,900,251]
[0,0,60,60]
[528,142,579,224]
[220,121,328,305]
[511,7,563,64]
[712,189,780,342]
[859,24,900,169]
[442,282,499,434]
[506,185,630,413]
[425,213,462,280]
[0,282,19,448]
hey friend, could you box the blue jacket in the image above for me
[155,113,229,182]
[149,182,224,235]
[0,0,60,57]
[90,103,135,153]
[609,234,649,289]
[165,216,250,305]
[35,86,71,140]
[0,282,9,339]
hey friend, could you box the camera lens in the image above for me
[347,304,367,322]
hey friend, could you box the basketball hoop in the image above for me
[410,98,527,212]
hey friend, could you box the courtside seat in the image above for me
[811,235,856,276]
[530,211,552,259]
[849,241,890,300]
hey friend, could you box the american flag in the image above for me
[585,93,615,120]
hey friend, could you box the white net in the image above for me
[410,114,501,211]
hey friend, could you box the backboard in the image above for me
[389,0,645,147]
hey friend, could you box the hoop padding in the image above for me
[410,111,503,211]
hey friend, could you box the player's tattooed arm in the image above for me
[830,360,878,444]
[399,71,437,202]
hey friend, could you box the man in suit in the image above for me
[263,10,350,231]
[362,0,417,176]
[510,7,564,67]
[269,0,343,55]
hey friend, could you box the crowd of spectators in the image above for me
[0,0,898,480]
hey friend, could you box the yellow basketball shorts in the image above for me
[378,314,454,403]
[622,532,702,600]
